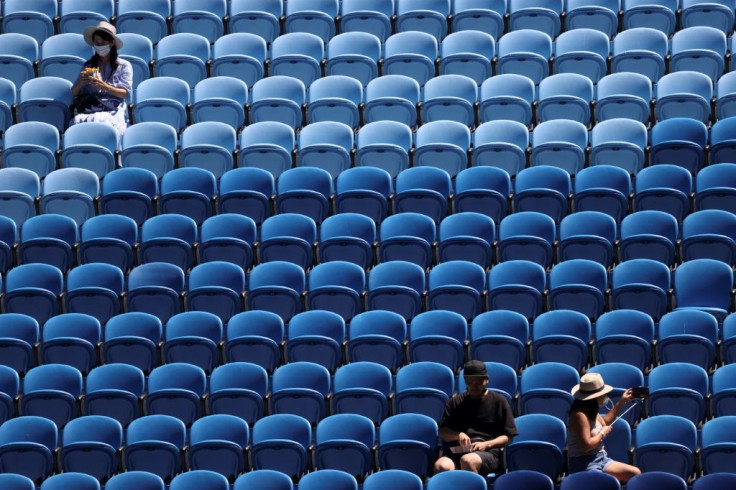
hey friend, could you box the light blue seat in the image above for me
[17,77,73,132]
[536,73,594,124]
[211,33,266,88]
[716,71,736,119]
[339,0,394,42]
[655,72,713,124]
[0,33,38,90]
[2,0,56,44]
[159,167,217,225]
[171,0,226,44]
[269,32,324,87]
[325,32,381,87]
[508,0,563,37]
[382,31,439,86]
[395,0,450,40]
[2,121,60,178]
[178,121,237,178]
[669,26,727,80]
[564,0,620,36]
[496,29,552,85]
[250,76,306,129]
[530,119,588,175]
[471,121,528,179]
[622,0,678,34]
[116,0,170,45]
[284,0,338,42]
[117,33,153,100]
[589,118,648,174]
[452,0,506,39]
[595,72,652,124]
[680,0,735,32]
[61,122,118,178]
[479,74,535,126]
[297,121,354,179]
[237,121,294,180]
[41,168,98,225]
[420,74,477,126]
[154,33,210,91]
[132,77,190,132]
[363,75,420,126]
[439,30,495,84]
[355,121,412,179]
[413,120,471,178]
[191,76,248,130]
[611,27,668,82]
[307,76,362,128]
[552,28,609,83]
[228,0,282,43]
[39,33,93,83]
[120,122,177,179]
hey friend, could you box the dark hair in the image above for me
[569,398,600,421]
[85,29,119,74]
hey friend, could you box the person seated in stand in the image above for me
[433,360,518,475]
[70,21,132,145]
[567,372,641,482]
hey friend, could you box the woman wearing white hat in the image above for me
[567,372,641,482]
[70,21,133,143]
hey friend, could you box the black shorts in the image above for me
[443,447,503,475]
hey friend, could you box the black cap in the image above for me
[464,360,488,377]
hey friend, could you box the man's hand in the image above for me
[458,432,471,447]
[470,440,492,451]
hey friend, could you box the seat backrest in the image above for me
[165,311,223,345]
[126,414,186,447]
[226,311,284,344]
[595,309,655,341]
[147,363,207,395]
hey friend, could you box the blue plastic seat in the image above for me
[437,212,495,268]
[218,167,274,225]
[394,167,452,224]
[334,167,392,224]
[634,165,693,222]
[18,214,77,271]
[306,262,365,322]
[276,167,332,224]
[514,166,571,223]
[573,165,631,223]
[408,310,468,371]
[192,77,248,130]
[117,33,153,100]
[0,365,19,425]
[40,312,100,374]
[670,26,727,80]
[610,259,670,321]
[382,31,439,86]
[478,74,535,126]
[2,0,56,44]
[680,0,735,32]
[83,363,145,427]
[532,310,590,371]
[270,362,331,425]
[259,213,317,269]
[198,214,255,270]
[530,120,588,176]
[59,415,122,481]
[123,414,186,480]
[508,0,562,36]
[188,414,249,479]
[363,470,423,490]
[332,362,392,424]
[548,259,607,319]
[558,211,617,266]
[394,361,454,422]
[681,209,736,264]
[655,73,713,124]
[709,117,736,164]
[536,73,593,125]
[658,309,717,369]
[286,310,346,371]
[296,121,354,179]
[119,122,177,179]
[427,470,487,490]
[565,0,620,36]
[0,217,16,275]
[589,118,648,175]
[611,27,668,82]
[693,473,736,490]
[154,33,210,91]
[696,163,736,214]
[0,313,38,375]
[366,261,425,321]
[224,311,284,373]
[116,0,170,45]
[102,312,162,373]
[3,263,62,326]
[439,31,494,86]
[21,364,82,428]
[139,214,197,270]
[700,416,736,475]
[307,76,363,129]
[269,32,324,87]
[171,0,225,44]
[716,72,736,119]
[125,262,185,324]
[318,213,376,269]
[178,121,237,179]
[0,78,17,143]
[454,166,511,224]
[132,77,190,131]
[325,33,381,87]
[347,310,408,372]
[378,212,436,269]
[79,215,138,271]
[0,474,34,490]
[487,261,545,321]
[0,33,38,90]
[673,258,733,321]
[395,0,450,40]
[627,473,687,490]
[299,470,358,490]
[420,75,477,127]
[159,167,216,225]
[497,211,556,267]
[712,363,736,416]
[163,311,223,372]
[505,413,567,479]
[233,470,293,490]
[0,416,57,483]
[284,0,338,41]
[41,168,98,226]
[247,261,305,322]
[3,121,60,178]
[471,120,528,179]
[98,169,157,228]
[451,0,506,39]
[251,414,311,478]
[587,362,645,424]
[559,471,621,490]
[595,73,653,125]
[339,0,394,42]
[207,362,269,425]
[519,363,578,422]
[314,415,374,478]
[378,413,438,478]
[622,0,677,33]
[648,363,708,424]
[553,28,609,83]
[594,309,655,370]
[426,262,486,320]
[169,471,229,490]
[228,0,282,44]
[0,168,38,228]
[146,363,207,425]
[61,122,117,178]
[494,470,554,490]
[237,122,294,180]
[413,120,471,178]
[635,415,697,478]
[354,122,412,180]
[651,119,708,175]
[363,75,421,126]
[619,210,678,264]
[39,34,92,83]
[496,29,552,85]
[211,33,266,87]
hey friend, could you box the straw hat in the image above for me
[571,373,613,401]
[83,21,123,49]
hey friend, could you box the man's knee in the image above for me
[459,453,482,473]
[434,457,456,473]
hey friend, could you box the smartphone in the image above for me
[631,386,649,398]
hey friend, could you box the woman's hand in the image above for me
[619,388,634,405]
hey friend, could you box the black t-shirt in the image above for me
[439,390,518,442]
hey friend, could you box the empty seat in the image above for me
[505,413,567,479]
[163,311,224,372]
[363,75,421,126]
[227,0,282,44]
[531,310,591,371]
[211,33,266,88]
[0,313,38,375]
[178,121,237,179]
[366,261,425,321]
[116,0,170,45]
[154,33,210,91]
[39,34,92,82]
[711,363,736,416]
[648,363,708,424]
[696,163,736,213]
[3,263,63,326]
[60,122,118,178]
[439,30,495,85]
[224,311,284,373]
[347,311,408,372]
[595,72,653,125]
[594,309,655,370]
[124,262,185,324]
[589,118,648,175]
[394,361,454,422]
[451,0,506,39]
[479,74,535,126]
[519,363,578,422]
[339,0,394,42]
[313,415,375,478]
[79,213,138,272]
[494,471,554,490]
[0,416,57,483]
[0,33,39,90]
[530,120,588,176]
[102,313,162,374]
[120,122,177,179]
[413,120,471,178]
[171,0,226,44]
[573,165,632,223]
[123,414,186,480]
[355,121,412,179]
[145,363,207,425]
[709,116,736,164]
[393,167,452,224]
[158,167,216,225]
[246,261,305,322]
[680,0,735,32]
[408,311,468,370]
[378,212,436,269]
[496,30,552,85]
[169,471,229,490]
[270,362,331,425]
[670,26,727,80]
[610,260,670,321]
[438,212,495,268]
[83,363,145,427]
[378,413,438,478]
[306,262,365,322]
[634,165,693,222]
[276,167,332,224]
[3,121,60,178]
[19,214,78,271]
[508,0,562,37]
[307,75,363,128]
[548,259,608,319]
[286,310,346,371]
[132,77,190,131]
[622,0,677,34]
[331,362,392,424]
[191,77,248,131]
[395,0,450,40]
[325,33,381,87]
[19,77,70,130]
[552,28,609,83]
[497,211,556,267]
[426,262,486,320]
[284,0,338,42]
[198,214,256,270]
[233,470,293,490]
[716,72,736,119]
[40,168,98,226]
[627,473,687,490]
[40,312,101,374]
[59,415,122,481]
[454,166,511,224]
[471,120,528,179]
[139,214,197,270]
[611,27,668,82]
[188,414,249,479]
[207,362,268,425]
[318,213,376,269]
[259,213,317,269]
[635,415,697,478]
[117,33,153,99]
[297,121,354,179]
[565,0,620,36]
[673,258,733,321]
[382,31,439,86]
[514,166,571,223]
[487,261,546,322]
[558,211,617,266]
[537,73,594,125]
[619,210,679,265]
[251,414,311,478]
[218,167,275,225]
[658,309,717,369]
[655,72,713,124]
[334,167,393,224]
[269,32,324,87]
[420,75,478,126]
[2,0,56,44]
[21,364,82,428]
[681,209,736,264]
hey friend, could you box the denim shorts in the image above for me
[568,450,615,473]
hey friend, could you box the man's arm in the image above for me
[439,426,472,447]
[471,434,509,452]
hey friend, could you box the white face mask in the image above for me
[94,44,111,57]
[602,396,614,411]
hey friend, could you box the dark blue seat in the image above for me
[0,416,57,484]
[163,311,223,373]
[314,414,375,478]
[347,310,407,372]
[394,361,455,422]
[102,312,162,374]
[505,413,566,479]
[224,311,284,373]
[270,362,331,425]
[377,413,438,478]
[594,309,655,371]
[40,313,100,375]
[186,261,245,325]
[469,310,529,371]
[124,262,185,324]
[123,414,187,480]
[3,263,63,326]
[635,415,697,479]
[83,363,145,428]
[20,364,82,428]
[59,415,122,481]
[519,363,578,422]
[0,313,38,375]
[98,168,158,226]
[332,362,392,424]
[78,215,138,271]
[251,414,312,478]
[286,310,346,371]
[145,363,207,426]
[531,310,591,371]
[247,261,305,323]
[207,362,268,426]
[188,414,249,480]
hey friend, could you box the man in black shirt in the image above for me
[433,360,518,475]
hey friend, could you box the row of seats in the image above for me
[1,409,734,483]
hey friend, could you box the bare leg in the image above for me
[605,461,641,482]
[459,453,483,473]
[433,456,456,474]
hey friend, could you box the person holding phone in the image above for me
[433,360,518,475]
[567,373,641,482]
